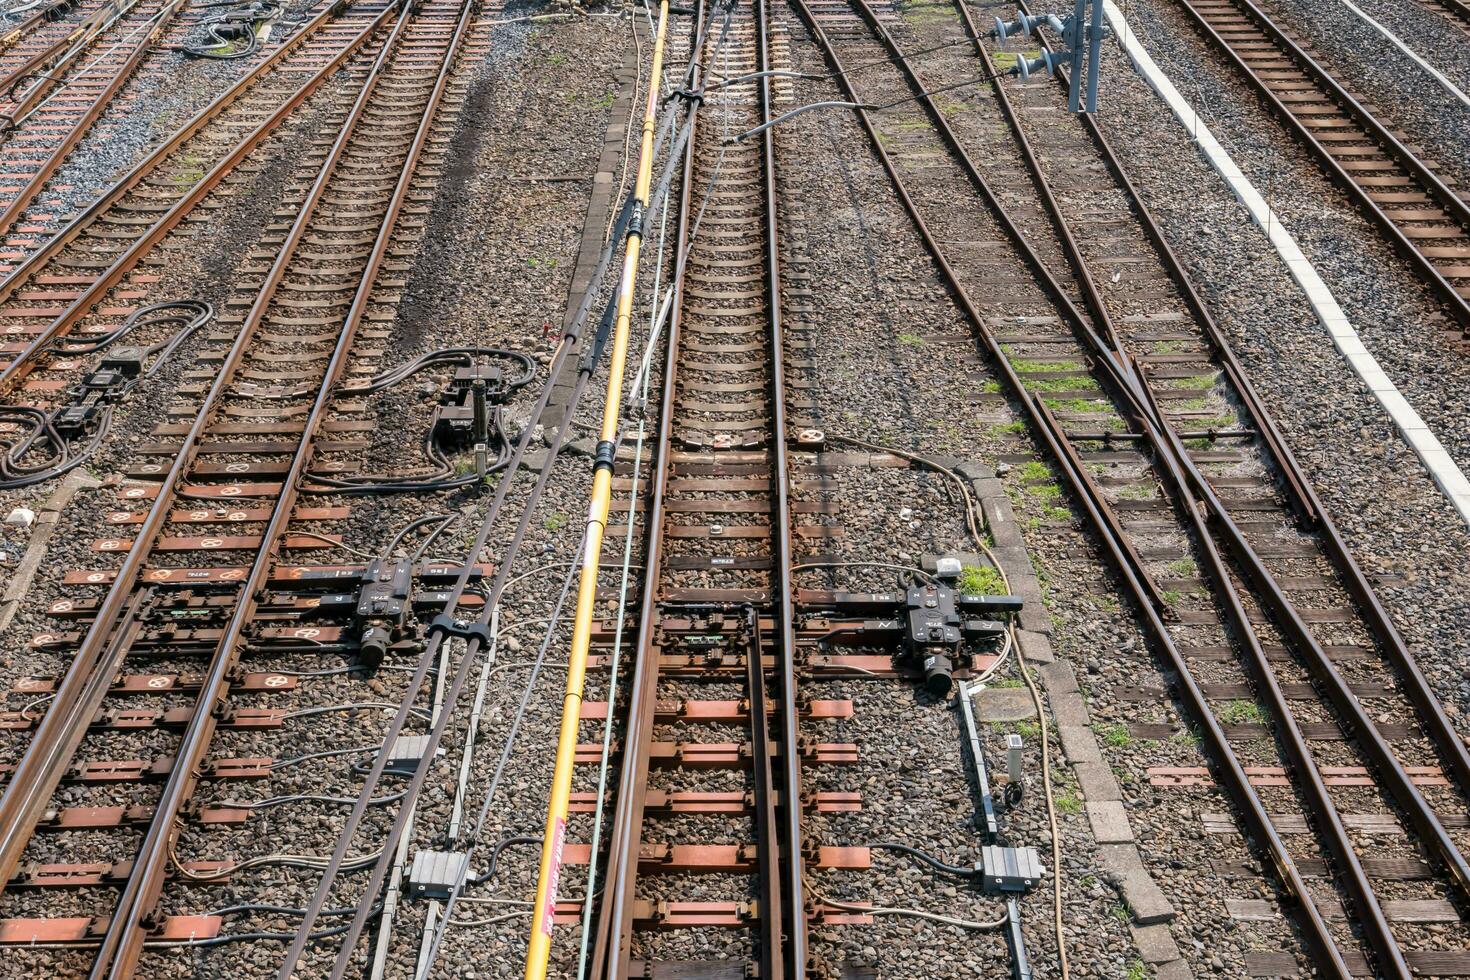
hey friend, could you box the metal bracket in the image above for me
[956,679,1000,842]
[429,613,492,647]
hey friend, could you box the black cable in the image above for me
[410,513,458,562]
[469,835,539,884]
[0,301,212,488]
[870,841,975,879]
[49,300,211,358]
[382,513,452,559]
[210,903,361,919]
[307,347,534,493]
[339,347,535,396]
[151,904,382,948]
[179,0,282,59]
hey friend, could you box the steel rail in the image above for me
[0,0,362,390]
[1431,0,1470,24]
[1169,0,1470,329]
[0,0,393,906]
[756,0,804,967]
[1014,0,1470,909]
[0,0,84,53]
[92,0,465,972]
[849,0,1186,609]
[892,0,1470,967]
[785,0,1354,971]
[907,3,1408,970]
[0,0,146,122]
[748,602,788,980]
[0,0,186,243]
[852,0,1411,969]
[0,0,185,242]
[592,0,804,972]
[586,6,704,975]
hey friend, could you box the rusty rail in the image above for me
[0,0,371,389]
[1170,0,1470,331]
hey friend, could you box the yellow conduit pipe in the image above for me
[523,2,671,976]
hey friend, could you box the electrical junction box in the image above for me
[383,734,436,775]
[407,849,469,900]
[979,844,1044,894]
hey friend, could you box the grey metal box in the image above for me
[407,849,469,900]
[980,844,1043,894]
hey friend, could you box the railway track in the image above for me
[0,0,394,487]
[0,0,195,252]
[789,0,1470,973]
[0,0,480,971]
[1166,0,1470,336]
[1424,0,1470,32]
[581,1,820,974]
[0,0,390,392]
[0,0,94,69]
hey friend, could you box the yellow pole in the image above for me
[524,2,671,976]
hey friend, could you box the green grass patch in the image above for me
[959,564,1005,595]
[1029,375,1096,392]
[1041,396,1107,413]
[934,94,966,116]
[988,420,1026,437]
[543,512,568,532]
[1171,373,1218,390]
[1165,557,1197,577]
[1002,719,1040,740]
[1016,460,1051,481]
[1014,359,1084,374]
[1026,483,1062,504]
[1054,790,1082,815]
[1099,722,1132,748]
[1220,700,1265,725]
[897,332,924,346]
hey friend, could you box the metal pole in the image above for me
[522,3,672,976]
[1068,0,1085,111]
[1085,0,1103,111]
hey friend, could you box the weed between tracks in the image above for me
[958,564,1004,594]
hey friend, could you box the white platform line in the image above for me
[1103,0,1470,526]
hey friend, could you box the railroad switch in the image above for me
[99,346,147,378]
[433,363,507,449]
[51,359,136,438]
[406,849,469,900]
[802,570,1022,695]
[300,562,486,666]
[656,610,748,662]
[353,557,413,668]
